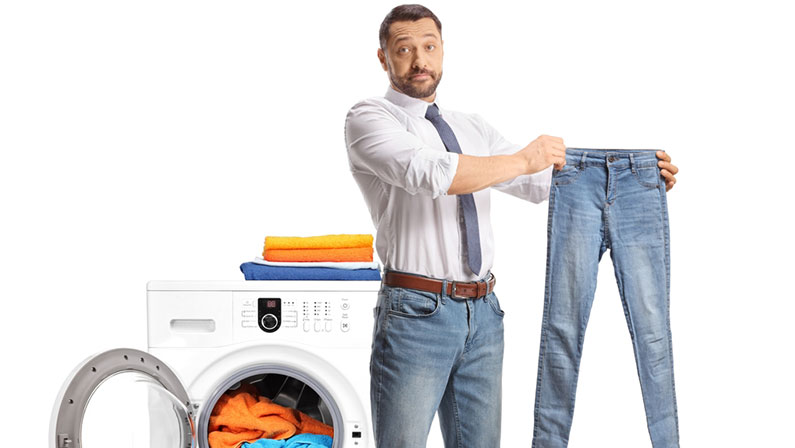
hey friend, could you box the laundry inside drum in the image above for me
[206,372,336,448]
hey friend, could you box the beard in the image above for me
[389,65,443,99]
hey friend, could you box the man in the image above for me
[345,5,678,447]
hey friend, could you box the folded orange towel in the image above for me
[208,385,334,448]
[263,247,373,263]
[265,234,373,250]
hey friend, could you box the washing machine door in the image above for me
[51,348,194,448]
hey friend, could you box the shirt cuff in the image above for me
[405,150,459,198]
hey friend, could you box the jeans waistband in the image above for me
[564,148,660,169]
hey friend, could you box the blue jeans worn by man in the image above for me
[370,276,505,447]
[533,149,680,448]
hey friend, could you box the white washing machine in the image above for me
[50,280,380,448]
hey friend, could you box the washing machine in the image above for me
[50,280,381,448]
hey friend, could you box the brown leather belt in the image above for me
[383,271,496,299]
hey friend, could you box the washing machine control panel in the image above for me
[257,298,281,333]
[236,290,374,342]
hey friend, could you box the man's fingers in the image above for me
[658,161,679,175]
[656,150,671,163]
[553,152,566,170]
[659,162,679,176]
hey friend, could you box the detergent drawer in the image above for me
[148,289,236,348]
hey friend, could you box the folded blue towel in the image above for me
[240,262,381,281]
[241,433,333,448]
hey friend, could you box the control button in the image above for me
[261,314,279,331]
[314,321,322,332]
[341,321,350,332]
[341,302,350,310]
[325,321,332,332]
[303,321,310,332]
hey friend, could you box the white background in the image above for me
[1,0,793,446]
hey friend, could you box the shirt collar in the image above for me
[384,86,438,118]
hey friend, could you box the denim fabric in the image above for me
[532,149,679,448]
[240,434,333,448]
[370,274,505,447]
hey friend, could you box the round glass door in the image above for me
[51,348,193,448]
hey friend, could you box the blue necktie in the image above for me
[425,103,482,276]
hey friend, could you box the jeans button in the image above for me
[608,156,617,162]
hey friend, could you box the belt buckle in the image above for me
[450,281,467,299]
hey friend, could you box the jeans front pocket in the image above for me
[485,293,505,317]
[553,164,584,186]
[386,287,441,318]
[632,162,662,188]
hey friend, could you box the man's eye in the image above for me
[398,47,410,54]
[427,44,435,51]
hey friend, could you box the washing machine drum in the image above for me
[220,372,334,425]
[50,348,194,448]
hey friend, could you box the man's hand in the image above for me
[656,151,678,192]
[516,135,567,174]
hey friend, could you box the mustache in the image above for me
[408,68,434,76]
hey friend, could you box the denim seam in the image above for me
[449,374,463,448]
[373,308,388,445]
[533,180,557,445]
[661,177,680,440]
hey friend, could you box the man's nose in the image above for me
[411,52,427,70]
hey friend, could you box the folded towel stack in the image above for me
[241,234,381,281]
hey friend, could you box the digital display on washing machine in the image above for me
[258,298,282,333]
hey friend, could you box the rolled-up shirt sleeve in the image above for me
[476,114,552,203]
[346,100,459,198]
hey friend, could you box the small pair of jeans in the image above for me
[532,149,680,448]
[370,273,505,447]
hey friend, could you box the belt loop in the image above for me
[580,151,587,169]
[441,278,449,298]
[630,153,637,174]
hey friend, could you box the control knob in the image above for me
[261,314,279,331]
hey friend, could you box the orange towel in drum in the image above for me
[208,386,334,448]
[265,234,373,250]
[263,247,373,263]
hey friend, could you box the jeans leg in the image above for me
[608,166,680,448]
[533,165,606,448]
[437,293,505,448]
[370,285,467,447]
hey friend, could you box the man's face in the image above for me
[378,18,443,102]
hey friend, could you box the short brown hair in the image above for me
[379,4,442,50]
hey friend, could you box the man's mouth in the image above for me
[410,72,431,81]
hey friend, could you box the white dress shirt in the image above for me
[345,87,552,282]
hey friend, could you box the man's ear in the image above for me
[377,48,388,72]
